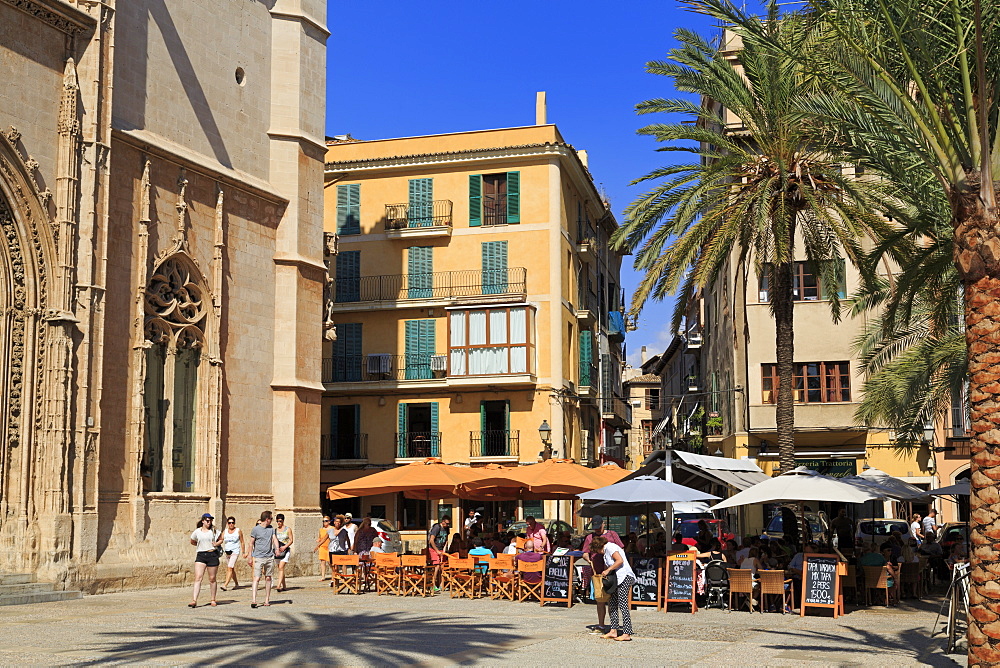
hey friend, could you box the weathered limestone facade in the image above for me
[0,0,328,592]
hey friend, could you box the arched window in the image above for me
[142,256,206,493]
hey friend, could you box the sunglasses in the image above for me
[228,521,235,524]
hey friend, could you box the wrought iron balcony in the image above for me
[396,432,441,459]
[333,267,527,304]
[323,354,446,384]
[601,394,633,426]
[321,433,368,461]
[470,430,520,458]
[385,200,453,230]
[483,193,508,226]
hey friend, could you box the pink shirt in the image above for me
[582,530,624,555]
[525,524,549,552]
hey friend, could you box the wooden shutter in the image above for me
[469,175,482,227]
[506,171,520,224]
[409,178,433,227]
[333,323,362,381]
[482,241,508,294]
[579,330,593,386]
[430,402,439,456]
[337,184,361,235]
[407,247,433,298]
[329,406,339,458]
[335,250,360,302]
[397,403,407,457]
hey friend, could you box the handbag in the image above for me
[593,573,612,603]
[603,569,620,593]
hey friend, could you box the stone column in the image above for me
[266,0,329,573]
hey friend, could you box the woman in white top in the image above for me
[220,516,246,591]
[274,513,294,592]
[189,513,223,608]
[740,547,763,576]
[591,535,636,641]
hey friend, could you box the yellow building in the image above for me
[321,120,628,542]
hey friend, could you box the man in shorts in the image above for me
[247,510,282,608]
[427,515,451,589]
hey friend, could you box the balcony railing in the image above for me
[321,433,368,460]
[579,361,597,388]
[323,354,446,383]
[483,193,508,226]
[601,395,633,424]
[470,430,519,458]
[385,200,453,230]
[396,432,441,458]
[333,267,527,304]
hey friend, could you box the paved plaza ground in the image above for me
[1,576,966,666]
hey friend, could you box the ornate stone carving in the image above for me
[4,127,20,144]
[143,256,206,349]
[0,0,95,35]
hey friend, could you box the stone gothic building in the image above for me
[0,0,327,591]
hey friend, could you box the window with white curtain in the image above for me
[448,306,533,376]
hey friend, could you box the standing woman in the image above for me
[313,516,332,581]
[352,517,378,557]
[591,535,636,641]
[221,516,246,591]
[274,513,294,592]
[189,513,223,608]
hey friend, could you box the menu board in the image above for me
[542,555,574,607]
[664,552,697,613]
[800,553,843,618]
[630,557,662,608]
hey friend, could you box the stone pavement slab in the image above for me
[0,577,966,666]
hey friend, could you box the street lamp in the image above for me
[538,420,552,460]
[922,419,935,445]
[613,429,624,447]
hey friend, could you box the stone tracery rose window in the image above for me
[142,257,206,493]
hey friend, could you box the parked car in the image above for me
[762,508,830,544]
[348,517,402,554]
[854,518,909,547]
[673,512,715,529]
[939,522,968,553]
[677,519,735,547]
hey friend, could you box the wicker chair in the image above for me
[899,561,922,599]
[862,565,895,606]
[759,569,793,613]
[727,568,757,613]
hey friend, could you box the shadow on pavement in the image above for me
[76,610,517,666]
[750,625,960,667]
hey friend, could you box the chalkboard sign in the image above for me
[629,557,662,608]
[542,555,574,607]
[800,553,844,618]
[664,552,697,613]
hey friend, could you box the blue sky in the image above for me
[325,1,721,367]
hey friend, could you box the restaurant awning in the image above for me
[672,451,770,491]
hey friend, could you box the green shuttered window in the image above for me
[482,240,508,295]
[335,250,360,302]
[409,178,434,227]
[404,319,436,380]
[506,172,520,224]
[336,184,361,235]
[469,172,520,226]
[407,246,433,298]
[469,175,482,227]
[332,323,362,382]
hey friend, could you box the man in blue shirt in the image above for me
[468,537,494,574]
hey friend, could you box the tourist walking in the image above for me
[328,515,350,556]
[220,516,246,591]
[352,517,378,557]
[590,536,635,641]
[247,510,282,608]
[314,516,331,581]
[909,514,924,545]
[427,515,451,589]
[189,513,223,608]
[274,514,294,592]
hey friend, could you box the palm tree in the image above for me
[690,0,999,660]
[612,9,889,474]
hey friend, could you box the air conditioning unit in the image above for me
[430,354,447,374]
[367,354,391,375]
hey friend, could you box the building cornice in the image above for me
[325,142,573,173]
[1,0,95,35]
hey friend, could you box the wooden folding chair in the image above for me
[442,553,463,592]
[473,553,494,597]
[759,570,793,613]
[517,558,545,604]
[449,557,477,599]
[862,565,895,606]
[374,553,401,596]
[401,554,434,597]
[330,554,361,595]
[489,554,517,601]
[727,569,756,612]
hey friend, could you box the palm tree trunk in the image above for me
[772,256,796,475]
[955,190,1000,666]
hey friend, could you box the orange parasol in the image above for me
[457,458,630,499]
[326,459,486,500]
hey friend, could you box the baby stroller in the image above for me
[704,560,730,609]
